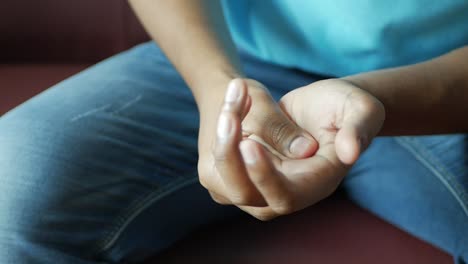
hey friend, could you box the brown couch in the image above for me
[0,1,452,263]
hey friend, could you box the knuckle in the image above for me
[352,94,383,117]
[198,167,218,192]
[213,144,230,165]
[272,197,295,215]
[212,198,223,204]
[198,175,210,190]
[229,190,256,205]
[229,192,250,205]
[265,117,294,148]
[213,199,229,205]
[209,192,230,205]
[253,212,277,222]
[197,162,207,177]
[354,98,374,114]
[197,164,210,189]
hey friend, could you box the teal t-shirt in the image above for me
[222,0,468,76]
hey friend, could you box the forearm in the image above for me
[343,45,468,135]
[129,0,242,108]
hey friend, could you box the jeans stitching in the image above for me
[92,175,199,255]
[395,136,468,217]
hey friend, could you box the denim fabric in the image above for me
[0,42,466,263]
[345,136,468,263]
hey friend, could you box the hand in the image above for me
[197,78,318,207]
[209,78,385,220]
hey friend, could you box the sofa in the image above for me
[0,1,453,263]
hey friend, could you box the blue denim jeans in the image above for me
[0,42,466,263]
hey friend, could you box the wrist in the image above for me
[191,67,243,108]
[195,68,245,112]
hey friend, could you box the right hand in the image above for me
[197,78,318,206]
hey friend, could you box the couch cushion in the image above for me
[151,193,452,264]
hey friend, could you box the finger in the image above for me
[209,190,232,205]
[336,92,385,165]
[198,159,232,206]
[239,81,317,159]
[335,97,385,165]
[240,139,295,215]
[222,79,246,113]
[238,205,278,221]
[335,125,363,165]
[259,103,317,159]
[241,94,252,120]
[279,139,347,209]
[214,79,266,206]
[198,154,234,205]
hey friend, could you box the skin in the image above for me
[129,0,468,220]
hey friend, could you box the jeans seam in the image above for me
[395,136,468,217]
[92,175,199,255]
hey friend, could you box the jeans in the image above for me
[0,42,466,263]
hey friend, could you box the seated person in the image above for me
[0,0,466,263]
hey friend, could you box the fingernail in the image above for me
[217,113,232,139]
[225,79,241,103]
[289,136,313,157]
[240,141,257,164]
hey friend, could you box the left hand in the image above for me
[214,78,385,220]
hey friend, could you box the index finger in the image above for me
[213,79,266,206]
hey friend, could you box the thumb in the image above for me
[335,123,365,165]
[259,111,318,159]
[238,79,318,159]
[335,96,385,165]
[335,106,383,165]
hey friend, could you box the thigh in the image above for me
[0,40,331,263]
[0,43,238,263]
[343,135,468,263]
